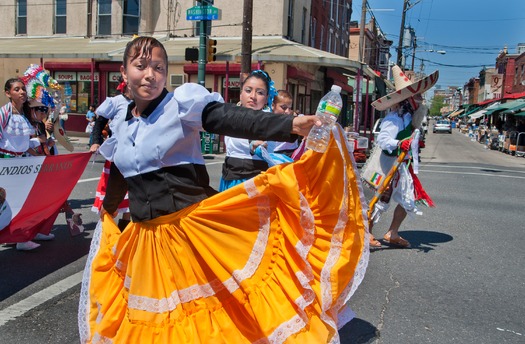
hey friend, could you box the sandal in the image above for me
[383,234,411,248]
[369,235,382,248]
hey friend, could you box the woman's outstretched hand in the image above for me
[291,115,321,137]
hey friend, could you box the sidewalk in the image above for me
[66,134,226,158]
[68,134,91,150]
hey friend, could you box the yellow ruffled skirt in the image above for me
[79,127,370,343]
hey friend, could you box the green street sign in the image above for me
[186,6,221,21]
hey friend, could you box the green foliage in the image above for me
[430,95,445,117]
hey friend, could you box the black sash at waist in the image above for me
[221,156,269,181]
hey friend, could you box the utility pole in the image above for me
[410,30,416,71]
[358,0,367,63]
[241,0,253,83]
[197,1,210,86]
[396,0,420,69]
[396,0,408,68]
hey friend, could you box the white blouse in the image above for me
[99,83,223,178]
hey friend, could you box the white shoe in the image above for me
[34,232,55,241]
[16,241,41,251]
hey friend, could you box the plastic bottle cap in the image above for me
[331,85,342,93]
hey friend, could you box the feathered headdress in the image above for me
[20,64,61,109]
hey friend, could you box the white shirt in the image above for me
[0,106,35,154]
[376,110,412,154]
[99,83,223,178]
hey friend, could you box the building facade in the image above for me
[0,0,384,135]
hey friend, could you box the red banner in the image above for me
[0,152,91,243]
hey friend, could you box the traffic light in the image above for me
[185,47,199,62]
[207,38,217,63]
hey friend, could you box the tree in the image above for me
[429,95,445,117]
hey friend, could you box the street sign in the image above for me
[186,6,221,21]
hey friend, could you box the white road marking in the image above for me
[77,177,100,183]
[0,271,83,327]
[419,169,525,180]
[422,164,525,175]
[496,327,522,336]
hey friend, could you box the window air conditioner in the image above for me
[170,74,185,87]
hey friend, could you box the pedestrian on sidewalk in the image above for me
[85,104,96,148]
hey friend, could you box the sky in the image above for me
[356,0,525,92]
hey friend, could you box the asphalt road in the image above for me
[342,126,525,343]
[1,129,524,343]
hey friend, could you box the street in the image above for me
[1,129,525,343]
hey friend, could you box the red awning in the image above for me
[505,91,525,99]
[476,91,525,106]
[477,98,498,106]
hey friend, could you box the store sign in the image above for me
[109,72,122,82]
[54,72,77,82]
[222,77,240,88]
[78,72,99,82]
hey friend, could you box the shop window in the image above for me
[108,72,123,97]
[221,77,240,104]
[98,0,112,36]
[54,72,100,113]
[16,0,27,35]
[55,0,67,34]
[123,0,140,35]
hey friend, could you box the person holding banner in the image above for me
[79,36,368,344]
[0,78,55,250]
[364,65,438,248]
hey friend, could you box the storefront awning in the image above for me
[468,102,501,119]
[485,99,525,115]
[0,36,131,59]
[448,109,464,118]
[0,36,374,78]
[501,101,525,115]
[469,110,487,120]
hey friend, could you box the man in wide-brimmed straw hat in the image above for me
[365,65,438,248]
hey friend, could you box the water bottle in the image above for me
[306,85,343,152]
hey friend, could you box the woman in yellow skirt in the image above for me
[78,36,369,343]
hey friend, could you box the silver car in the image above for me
[433,120,452,134]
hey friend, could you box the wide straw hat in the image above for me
[372,65,439,111]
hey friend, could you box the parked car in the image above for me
[433,120,452,134]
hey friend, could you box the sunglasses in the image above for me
[33,106,49,113]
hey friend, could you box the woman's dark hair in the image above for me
[4,78,32,122]
[242,70,271,93]
[4,78,24,92]
[123,36,168,72]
